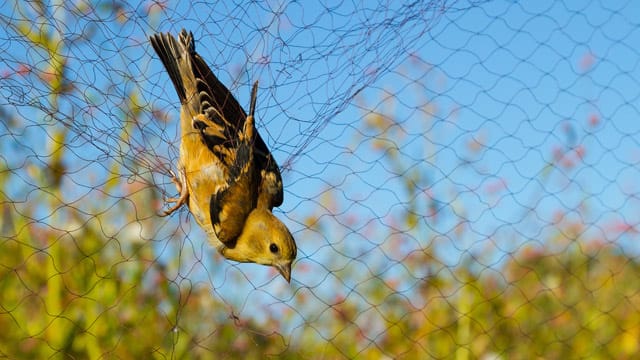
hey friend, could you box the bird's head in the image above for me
[220,208,297,282]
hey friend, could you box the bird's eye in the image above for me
[269,243,279,253]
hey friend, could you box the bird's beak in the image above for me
[275,262,292,283]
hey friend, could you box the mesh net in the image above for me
[1,0,639,358]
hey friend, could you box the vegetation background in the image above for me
[1,1,639,358]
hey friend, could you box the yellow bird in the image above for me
[149,29,296,282]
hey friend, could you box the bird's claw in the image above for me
[160,167,189,216]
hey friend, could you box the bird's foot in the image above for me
[160,167,189,216]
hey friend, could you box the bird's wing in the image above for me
[208,82,259,245]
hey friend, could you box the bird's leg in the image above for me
[160,166,189,216]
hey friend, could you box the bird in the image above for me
[149,29,296,282]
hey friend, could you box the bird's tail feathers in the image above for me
[149,30,194,103]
